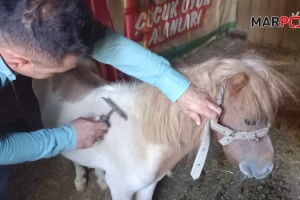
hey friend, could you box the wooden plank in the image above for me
[236,0,253,33]
[292,0,300,52]
[248,0,266,44]
[262,0,287,48]
[255,0,268,45]
[280,0,300,52]
[298,24,300,52]
[247,0,258,42]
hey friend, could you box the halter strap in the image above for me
[211,120,270,145]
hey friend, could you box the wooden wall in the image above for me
[236,0,300,53]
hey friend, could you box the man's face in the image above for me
[0,48,79,79]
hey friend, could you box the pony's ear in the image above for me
[227,73,249,96]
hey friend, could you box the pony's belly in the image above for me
[62,132,167,190]
[62,148,105,169]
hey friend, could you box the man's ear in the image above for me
[0,49,33,70]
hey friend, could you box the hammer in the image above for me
[100,97,128,125]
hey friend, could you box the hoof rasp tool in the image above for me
[100,97,128,125]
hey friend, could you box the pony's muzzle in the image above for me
[239,161,274,179]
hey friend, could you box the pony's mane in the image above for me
[135,56,294,150]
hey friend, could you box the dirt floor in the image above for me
[2,34,300,200]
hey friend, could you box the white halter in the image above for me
[190,82,270,180]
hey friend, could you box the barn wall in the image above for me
[236,0,300,53]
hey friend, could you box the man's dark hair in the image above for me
[0,0,101,63]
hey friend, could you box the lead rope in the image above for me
[190,82,226,180]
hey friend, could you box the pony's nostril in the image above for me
[254,162,274,179]
[265,163,274,175]
[239,163,253,178]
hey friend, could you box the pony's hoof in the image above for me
[97,179,108,190]
[166,171,173,177]
[74,177,87,191]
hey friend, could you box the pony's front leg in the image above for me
[73,162,87,191]
[135,182,157,200]
[105,173,134,200]
[95,168,107,190]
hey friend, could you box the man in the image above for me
[0,55,108,199]
[0,0,221,199]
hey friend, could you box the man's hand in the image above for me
[71,117,108,149]
[176,84,222,125]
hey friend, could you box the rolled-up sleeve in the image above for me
[92,29,191,102]
[0,125,77,165]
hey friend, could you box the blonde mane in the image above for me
[136,56,294,151]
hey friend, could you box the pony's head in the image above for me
[137,56,293,179]
[212,72,274,179]
[196,56,293,179]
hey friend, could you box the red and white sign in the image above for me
[125,0,211,47]
[86,0,236,81]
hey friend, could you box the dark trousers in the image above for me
[0,166,10,200]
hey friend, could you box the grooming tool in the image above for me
[100,97,128,125]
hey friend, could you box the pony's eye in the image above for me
[244,119,257,126]
[244,119,251,125]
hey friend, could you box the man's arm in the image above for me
[0,116,109,165]
[92,29,222,124]
[0,125,76,165]
[92,29,190,102]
